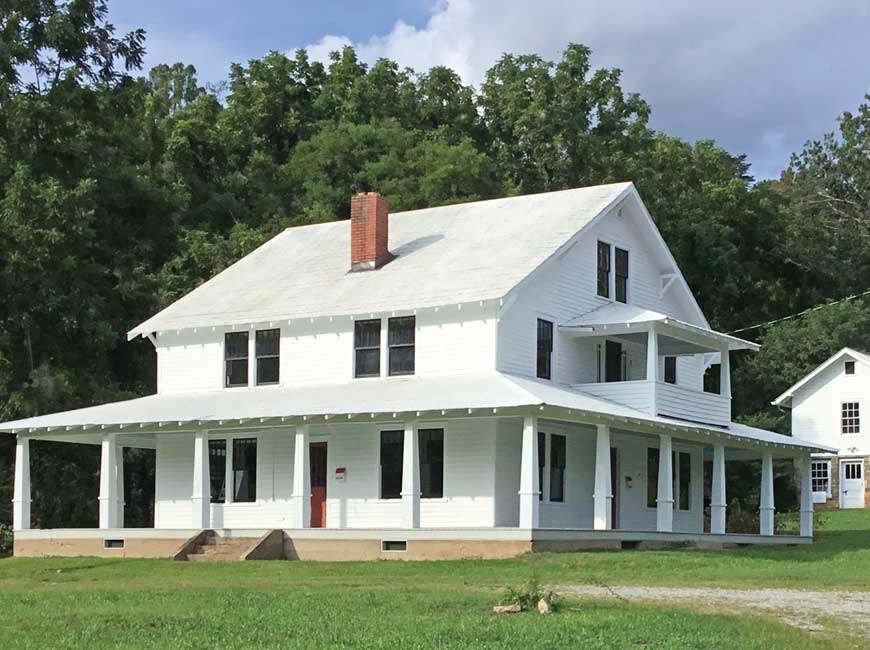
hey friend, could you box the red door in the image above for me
[610,447,619,529]
[310,442,327,528]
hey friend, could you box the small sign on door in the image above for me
[334,466,347,482]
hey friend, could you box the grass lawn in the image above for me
[0,510,868,648]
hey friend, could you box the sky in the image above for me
[111,0,870,180]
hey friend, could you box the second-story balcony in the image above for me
[560,304,759,428]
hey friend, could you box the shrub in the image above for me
[0,524,12,557]
[499,578,558,612]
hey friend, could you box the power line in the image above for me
[728,289,870,335]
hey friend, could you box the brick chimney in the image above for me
[350,192,394,271]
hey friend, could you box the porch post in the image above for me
[656,434,674,532]
[710,443,727,534]
[402,420,420,528]
[593,424,612,530]
[719,348,731,398]
[99,433,119,529]
[12,436,31,531]
[646,327,658,382]
[115,443,125,528]
[191,430,210,529]
[799,455,814,537]
[760,451,775,535]
[292,424,311,528]
[518,415,540,529]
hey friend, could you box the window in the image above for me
[232,438,257,502]
[811,461,830,496]
[605,340,623,383]
[538,431,546,501]
[845,360,856,375]
[536,319,553,380]
[677,452,691,511]
[597,241,611,298]
[703,364,721,394]
[255,329,280,385]
[664,356,677,385]
[615,247,629,303]
[354,319,381,378]
[388,316,415,376]
[646,447,659,508]
[380,430,404,499]
[842,402,860,434]
[844,462,863,481]
[209,440,226,503]
[419,429,444,499]
[224,332,249,387]
[549,434,566,502]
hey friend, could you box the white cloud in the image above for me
[301,0,870,178]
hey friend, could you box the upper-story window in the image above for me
[255,329,280,385]
[597,241,629,303]
[536,319,553,380]
[388,316,415,376]
[664,356,677,385]
[845,360,856,375]
[225,332,249,387]
[842,402,860,434]
[354,319,381,378]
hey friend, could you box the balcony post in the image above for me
[710,443,726,534]
[12,436,31,531]
[646,327,658,382]
[656,434,674,532]
[760,452,775,535]
[799,455,814,537]
[519,415,540,529]
[593,425,612,529]
[719,347,731,398]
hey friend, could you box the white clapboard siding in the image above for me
[538,420,596,528]
[573,381,655,414]
[656,382,730,427]
[494,419,522,527]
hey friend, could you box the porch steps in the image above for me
[185,532,259,562]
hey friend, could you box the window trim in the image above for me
[536,318,554,380]
[387,316,416,377]
[841,401,860,435]
[811,459,831,499]
[354,319,382,379]
[224,331,250,388]
[255,328,281,386]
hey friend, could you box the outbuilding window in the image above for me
[388,316,415,376]
[209,440,226,503]
[232,438,257,502]
[354,319,381,378]
[536,319,553,380]
[225,332,249,387]
[380,430,404,499]
[255,329,280,385]
[842,402,860,434]
[811,460,830,497]
[845,360,856,375]
[419,428,444,499]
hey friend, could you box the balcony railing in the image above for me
[572,380,730,428]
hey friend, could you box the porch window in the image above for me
[677,452,691,510]
[388,316,415,376]
[646,448,685,509]
[354,319,381,378]
[615,247,629,303]
[209,440,226,503]
[664,356,677,385]
[646,448,659,508]
[225,332,249,387]
[811,460,830,497]
[232,438,257,502]
[380,430,404,499]
[842,402,860,434]
[549,434,566,502]
[597,241,611,298]
[538,431,546,501]
[419,428,444,499]
[536,319,553,380]
[255,328,280,385]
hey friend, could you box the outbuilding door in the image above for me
[840,460,865,509]
[310,442,328,527]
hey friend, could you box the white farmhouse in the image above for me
[2,183,834,560]
[774,348,869,509]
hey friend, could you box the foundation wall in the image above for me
[14,537,183,559]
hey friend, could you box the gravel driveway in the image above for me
[556,585,870,636]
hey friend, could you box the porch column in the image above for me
[656,434,674,532]
[12,436,31,531]
[292,424,311,528]
[710,443,727,534]
[799,455,814,537]
[720,348,731,398]
[115,443,125,528]
[518,415,540,529]
[593,424,612,530]
[191,430,210,529]
[402,420,420,528]
[99,433,119,529]
[760,451,775,536]
[646,327,658,382]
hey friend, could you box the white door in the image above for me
[840,460,865,509]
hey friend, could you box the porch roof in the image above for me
[0,373,833,454]
[559,303,759,352]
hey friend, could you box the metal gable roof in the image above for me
[128,183,634,338]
